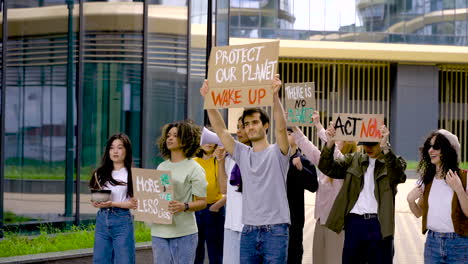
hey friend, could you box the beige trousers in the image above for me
[312,220,345,264]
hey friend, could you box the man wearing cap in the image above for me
[318,124,407,264]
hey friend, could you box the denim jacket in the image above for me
[318,145,407,238]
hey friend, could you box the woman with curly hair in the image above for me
[89,133,137,264]
[407,129,468,263]
[151,120,208,264]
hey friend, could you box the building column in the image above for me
[390,65,439,162]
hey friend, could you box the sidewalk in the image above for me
[5,193,97,216]
[303,178,424,264]
[5,178,425,264]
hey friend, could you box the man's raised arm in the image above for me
[200,80,236,155]
[272,74,289,155]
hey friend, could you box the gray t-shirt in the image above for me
[232,141,290,225]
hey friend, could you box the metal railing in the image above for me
[438,64,468,163]
[278,58,392,146]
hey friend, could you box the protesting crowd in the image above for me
[88,42,468,264]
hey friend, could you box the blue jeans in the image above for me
[151,233,198,264]
[195,204,225,264]
[240,223,289,264]
[93,207,135,264]
[424,230,468,264]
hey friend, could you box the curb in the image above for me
[5,179,90,194]
[0,242,152,264]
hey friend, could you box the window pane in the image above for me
[144,2,188,168]
[4,0,73,225]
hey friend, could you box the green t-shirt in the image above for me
[151,158,207,238]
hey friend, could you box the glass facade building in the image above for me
[0,0,224,230]
[231,0,468,46]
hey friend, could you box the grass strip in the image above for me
[4,162,468,180]
[0,222,151,258]
[406,161,468,170]
[4,211,35,224]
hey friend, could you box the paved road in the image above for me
[303,178,425,264]
[5,178,425,264]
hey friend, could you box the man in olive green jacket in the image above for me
[318,124,406,264]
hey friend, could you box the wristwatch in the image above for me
[184,202,189,212]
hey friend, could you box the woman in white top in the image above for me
[218,116,250,264]
[89,133,138,264]
[407,129,468,263]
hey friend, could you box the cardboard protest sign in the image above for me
[285,82,316,126]
[332,113,385,142]
[132,168,173,224]
[204,41,280,109]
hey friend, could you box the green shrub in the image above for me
[3,211,35,224]
[406,161,468,170]
[5,165,94,180]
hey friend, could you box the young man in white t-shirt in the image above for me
[200,74,290,263]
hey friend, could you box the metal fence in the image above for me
[278,58,392,146]
[439,64,468,163]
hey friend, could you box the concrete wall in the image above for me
[390,65,439,162]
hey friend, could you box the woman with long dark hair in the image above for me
[89,133,137,264]
[407,129,468,263]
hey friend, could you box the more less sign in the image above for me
[132,168,173,224]
[332,113,384,142]
[204,41,279,109]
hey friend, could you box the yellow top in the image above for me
[194,157,223,204]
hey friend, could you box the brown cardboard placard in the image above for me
[204,41,280,109]
[332,113,385,142]
[132,168,173,224]
[284,82,316,126]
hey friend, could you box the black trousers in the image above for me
[287,223,304,264]
[342,213,394,264]
[194,204,225,264]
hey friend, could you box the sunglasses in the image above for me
[427,143,441,150]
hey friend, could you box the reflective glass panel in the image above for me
[144,1,188,168]
[5,0,75,225]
